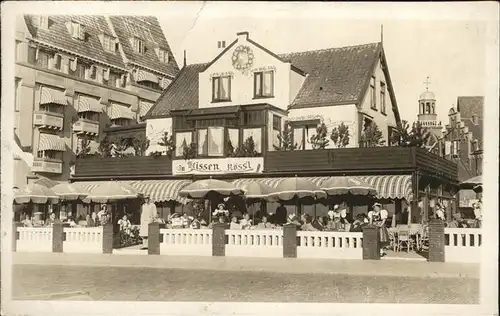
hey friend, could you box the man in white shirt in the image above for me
[434,203,446,221]
[140,195,157,249]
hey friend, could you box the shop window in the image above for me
[254,71,274,98]
[212,76,231,102]
[243,128,262,153]
[175,132,193,157]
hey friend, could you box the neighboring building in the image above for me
[14,15,179,187]
[416,82,443,153]
[442,96,484,209]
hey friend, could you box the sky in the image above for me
[158,2,488,124]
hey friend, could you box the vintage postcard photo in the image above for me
[1,2,498,316]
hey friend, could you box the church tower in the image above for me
[417,77,442,141]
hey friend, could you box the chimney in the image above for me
[183,50,187,67]
[237,31,249,42]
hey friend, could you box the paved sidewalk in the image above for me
[12,252,479,279]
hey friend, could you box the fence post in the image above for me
[283,223,297,258]
[102,224,114,254]
[428,219,445,262]
[12,222,20,252]
[52,221,64,253]
[362,225,380,260]
[148,222,160,255]
[212,223,226,257]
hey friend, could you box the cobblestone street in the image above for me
[12,264,479,303]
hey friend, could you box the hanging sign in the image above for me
[173,157,264,175]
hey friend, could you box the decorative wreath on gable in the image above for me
[232,45,254,72]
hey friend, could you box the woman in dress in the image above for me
[230,216,242,230]
[118,214,132,233]
[368,202,390,256]
[256,216,275,229]
[240,213,253,230]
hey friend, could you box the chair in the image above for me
[418,225,429,251]
[396,227,414,252]
[388,230,397,251]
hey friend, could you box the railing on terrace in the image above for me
[225,229,284,258]
[73,146,457,182]
[63,227,103,253]
[444,228,482,263]
[159,229,213,256]
[297,231,363,260]
[16,227,53,252]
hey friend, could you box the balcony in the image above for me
[31,158,63,174]
[33,111,64,130]
[72,147,458,183]
[73,119,99,136]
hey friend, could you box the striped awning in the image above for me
[135,70,159,83]
[38,133,66,151]
[73,179,191,203]
[233,175,413,202]
[139,100,154,118]
[40,87,67,106]
[358,175,413,202]
[77,95,102,113]
[34,175,61,188]
[108,104,136,120]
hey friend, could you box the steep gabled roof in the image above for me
[108,16,179,77]
[279,43,382,108]
[24,15,127,69]
[457,96,483,146]
[144,63,208,118]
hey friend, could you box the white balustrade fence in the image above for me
[63,227,103,253]
[225,229,284,258]
[16,227,53,252]
[160,229,213,256]
[444,228,482,263]
[297,231,363,259]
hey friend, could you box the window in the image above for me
[28,46,37,64]
[111,118,134,127]
[198,129,208,155]
[136,80,161,90]
[254,71,274,98]
[370,76,376,110]
[242,111,264,125]
[218,41,226,49]
[380,82,386,114]
[52,54,62,70]
[102,35,116,53]
[272,115,281,148]
[293,128,304,150]
[15,40,22,61]
[425,102,430,114]
[33,16,49,29]
[175,132,193,157]
[15,78,21,112]
[69,22,85,40]
[78,111,99,122]
[132,37,145,54]
[212,76,231,102]
[37,150,59,160]
[207,127,224,156]
[157,49,169,63]
[88,66,97,80]
[36,50,51,69]
[243,128,262,153]
[227,128,239,152]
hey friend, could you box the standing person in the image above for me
[435,203,446,221]
[473,201,482,228]
[275,204,287,225]
[140,195,157,250]
[45,212,56,227]
[86,214,96,227]
[368,202,390,257]
[97,205,111,226]
[22,214,33,227]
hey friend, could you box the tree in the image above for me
[391,120,431,148]
[132,134,150,157]
[361,122,385,147]
[330,122,350,148]
[157,131,175,157]
[98,136,113,158]
[234,136,260,157]
[112,137,130,157]
[182,142,197,160]
[309,123,329,149]
[77,136,91,158]
[273,123,297,151]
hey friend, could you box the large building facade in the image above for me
[13,15,180,188]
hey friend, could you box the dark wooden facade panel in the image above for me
[75,156,172,177]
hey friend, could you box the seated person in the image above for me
[181,213,191,228]
[256,216,275,229]
[350,214,367,232]
[286,213,301,228]
[239,213,253,230]
[229,216,242,230]
[45,212,56,227]
[169,213,183,229]
[301,214,319,231]
[190,217,201,229]
[22,214,33,227]
[312,216,326,231]
[118,214,132,232]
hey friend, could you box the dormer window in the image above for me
[34,16,50,29]
[157,48,170,63]
[67,21,85,40]
[101,34,116,53]
[132,37,145,54]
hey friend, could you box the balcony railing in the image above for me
[73,119,99,136]
[31,158,63,174]
[33,111,64,130]
[73,146,458,182]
